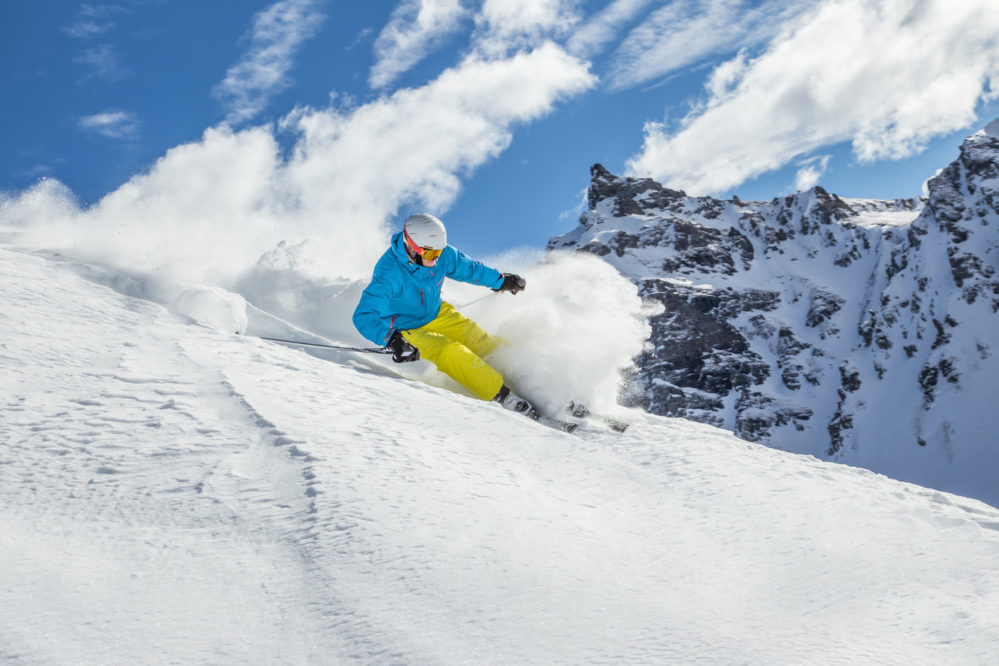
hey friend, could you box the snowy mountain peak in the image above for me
[587,162,687,217]
[551,129,999,507]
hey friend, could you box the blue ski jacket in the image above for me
[352,232,504,345]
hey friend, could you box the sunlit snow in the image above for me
[2,245,998,664]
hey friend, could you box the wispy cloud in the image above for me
[80,3,127,17]
[370,0,470,90]
[64,3,127,39]
[75,44,130,83]
[64,20,116,39]
[213,0,325,125]
[346,27,374,52]
[626,0,999,195]
[78,110,141,140]
[565,0,655,58]
[606,0,809,91]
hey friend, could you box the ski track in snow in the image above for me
[2,247,999,665]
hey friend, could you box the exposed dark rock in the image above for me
[587,163,686,215]
[549,134,998,463]
[806,290,844,329]
[839,364,862,393]
[735,392,813,441]
[931,319,951,350]
[827,410,853,456]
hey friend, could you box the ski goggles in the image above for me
[404,230,444,263]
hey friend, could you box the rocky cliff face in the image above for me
[549,124,999,505]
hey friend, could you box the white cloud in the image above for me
[626,0,999,195]
[80,3,127,17]
[370,0,470,90]
[794,155,831,192]
[64,20,115,39]
[64,4,127,38]
[565,0,656,58]
[704,50,749,98]
[345,27,374,52]
[75,44,129,82]
[607,0,810,91]
[12,44,594,288]
[78,110,140,140]
[474,0,582,55]
[213,0,325,125]
[283,43,596,243]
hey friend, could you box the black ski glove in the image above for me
[494,273,526,295]
[387,330,420,363]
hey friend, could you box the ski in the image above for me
[498,399,579,434]
[538,416,579,434]
[566,401,630,433]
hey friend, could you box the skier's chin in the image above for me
[422,258,438,268]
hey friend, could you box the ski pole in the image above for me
[258,336,392,354]
[456,293,494,309]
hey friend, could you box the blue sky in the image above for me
[3,0,999,258]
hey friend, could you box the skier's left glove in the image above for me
[386,330,420,363]
[494,273,526,295]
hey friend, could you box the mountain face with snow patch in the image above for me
[549,124,999,506]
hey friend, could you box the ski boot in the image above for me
[492,385,539,420]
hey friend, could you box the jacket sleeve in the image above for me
[352,272,398,346]
[445,247,504,289]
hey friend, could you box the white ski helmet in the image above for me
[403,213,447,265]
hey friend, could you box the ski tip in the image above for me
[566,401,629,433]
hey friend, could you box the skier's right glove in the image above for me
[494,273,526,295]
[386,330,420,363]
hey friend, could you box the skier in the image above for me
[352,213,536,417]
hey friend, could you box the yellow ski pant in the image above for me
[401,302,504,401]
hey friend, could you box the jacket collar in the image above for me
[391,232,421,272]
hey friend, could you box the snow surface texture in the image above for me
[3,245,999,664]
[550,125,999,508]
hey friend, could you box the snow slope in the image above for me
[2,246,999,664]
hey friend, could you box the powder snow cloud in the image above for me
[279,43,596,274]
[6,44,595,287]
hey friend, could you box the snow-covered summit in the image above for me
[550,125,999,508]
[3,244,999,664]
